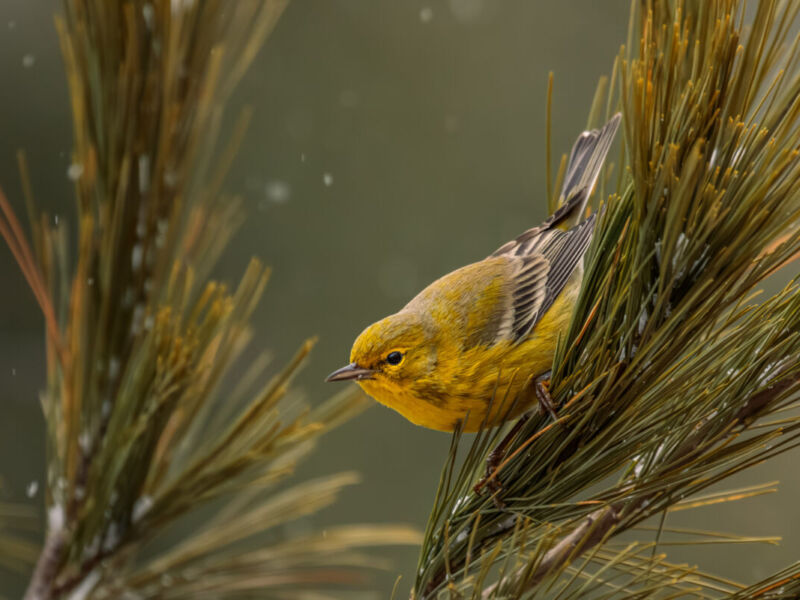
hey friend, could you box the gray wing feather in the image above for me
[509,255,549,340]
[538,216,595,314]
[499,215,596,342]
[554,113,621,229]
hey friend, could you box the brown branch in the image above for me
[23,526,67,600]
[735,376,798,423]
[481,504,621,599]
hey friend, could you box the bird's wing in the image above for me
[506,253,550,341]
[484,115,619,343]
[493,215,596,342]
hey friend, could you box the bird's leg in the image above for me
[473,412,530,507]
[474,374,559,507]
[535,374,558,421]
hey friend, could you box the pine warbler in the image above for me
[327,114,621,432]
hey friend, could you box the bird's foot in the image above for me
[473,412,531,509]
[474,446,509,509]
[473,377,558,507]
[535,376,558,421]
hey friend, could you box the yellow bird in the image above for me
[327,115,621,433]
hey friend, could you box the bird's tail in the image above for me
[546,113,622,231]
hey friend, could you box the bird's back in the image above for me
[403,257,514,349]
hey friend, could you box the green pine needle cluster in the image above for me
[0,1,419,598]
[414,1,800,598]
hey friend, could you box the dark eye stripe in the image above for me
[386,351,403,365]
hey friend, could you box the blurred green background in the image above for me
[1,0,798,596]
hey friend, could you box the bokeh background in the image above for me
[0,0,798,596]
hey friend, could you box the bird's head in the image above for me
[326,310,438,398]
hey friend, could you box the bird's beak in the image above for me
[325,362,375,382]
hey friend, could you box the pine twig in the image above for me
[483,374,800,598]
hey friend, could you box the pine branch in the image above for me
[482,373,800,598]
[0,1,420,598]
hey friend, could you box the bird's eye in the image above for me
[386,351,403,365]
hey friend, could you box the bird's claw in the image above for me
[536,379,558,421]
[474,449,508,509]
[474,381,557,508]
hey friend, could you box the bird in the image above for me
[327,114,621,434]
